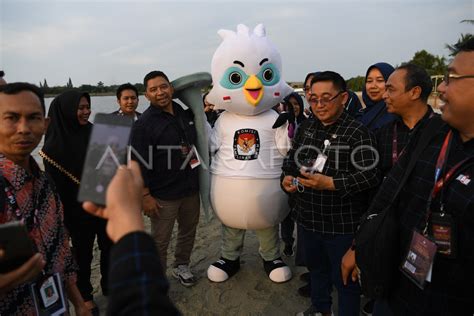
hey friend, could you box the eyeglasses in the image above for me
[443,73,474,85]
[308,91,344,106]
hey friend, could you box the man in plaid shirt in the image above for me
[281,71,380,316]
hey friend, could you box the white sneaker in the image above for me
[172,265,196,287]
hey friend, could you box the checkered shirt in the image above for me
[282,111,380,234]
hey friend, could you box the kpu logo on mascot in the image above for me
[205,24,293,283]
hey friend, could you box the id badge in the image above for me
[312,153,328,173]
[30,273,67,316]
[189,145,201,169]
[431,213,456,258]
[400,230,437,289]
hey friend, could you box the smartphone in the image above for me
[78,113,133,206]
[0,221,36,273]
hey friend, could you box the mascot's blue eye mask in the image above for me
[220,63,280,89]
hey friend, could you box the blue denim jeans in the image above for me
[300,226,360,316]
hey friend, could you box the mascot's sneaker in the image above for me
[207,257,240,282]
[263,258,292,283]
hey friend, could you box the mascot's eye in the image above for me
[257,63,280,86]
[229,72,242,85]
[220,67,248,90]
[262,68,273,82]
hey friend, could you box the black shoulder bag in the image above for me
[355,115,445,299]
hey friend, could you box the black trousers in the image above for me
[280,213,307,266]
[68,217,112,301]
[280,213,295,246]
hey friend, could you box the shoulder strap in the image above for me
[389,116,445,203]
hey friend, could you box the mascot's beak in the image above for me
[243,75,264,106]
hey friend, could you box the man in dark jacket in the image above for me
[131,71,200,287]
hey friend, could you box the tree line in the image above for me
[40,78,146,96]
[39,48,453,97]
[347,22,472,92]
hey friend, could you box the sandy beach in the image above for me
[87,213,321,315]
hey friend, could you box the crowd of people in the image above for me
[0,36,473,316]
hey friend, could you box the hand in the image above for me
[0,252,45,296]
[297,169,335,191]
[82,161,146,243]
[341,247,358,286]
[282,175,297,193]
[143,194,162,218]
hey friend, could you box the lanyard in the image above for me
[422,130,473,233]
[421,130,452,234]
[2,178,44,252]
[433,130,453,185]
[392,123,399,166]
[432,155,473,199]
[392,112,435,166]
[429,130,474,199]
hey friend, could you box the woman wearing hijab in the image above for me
[353,63,395,316]
[41,91,111,315]
[284,91,306,139]
[356,62,396,132]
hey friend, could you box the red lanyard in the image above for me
[431,130,472,199]
[392,123,399,165]
[432,156,472,198]
[431,130,452,198]
[392,123,408,165]
[393,112,435,166]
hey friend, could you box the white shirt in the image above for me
[209,110,290,179]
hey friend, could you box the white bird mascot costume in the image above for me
[206,24,293,283]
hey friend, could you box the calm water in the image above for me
[44,95,150,118]
[33,95,151,164]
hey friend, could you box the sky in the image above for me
[1,0,472,87]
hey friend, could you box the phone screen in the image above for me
[78,114,133,205]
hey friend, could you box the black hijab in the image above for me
[284,92,306,124]
[42,90,92,179]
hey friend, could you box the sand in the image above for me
[87,213,317,315]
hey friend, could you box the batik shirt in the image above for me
[0,154,76,315]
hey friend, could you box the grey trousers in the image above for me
[150,193,200,269]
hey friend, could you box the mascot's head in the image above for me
[207,24,292,116]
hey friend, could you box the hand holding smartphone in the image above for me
[0,221,36,273]
[78,113,133,206]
